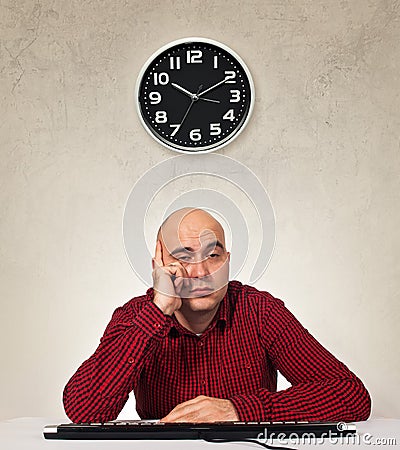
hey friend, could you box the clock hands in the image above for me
[177,84,203,130]
[197,77,229,98]
[171,82,193,98]
[171,82,220,104]
[170,76,230,138]
[178,101,194,128]
[200,97,220,104]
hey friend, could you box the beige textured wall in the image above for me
[1,0,399,420]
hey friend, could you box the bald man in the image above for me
[63,208,371,424]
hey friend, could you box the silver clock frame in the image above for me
[135,37,255,154]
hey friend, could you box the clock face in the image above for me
[136,38,254,153]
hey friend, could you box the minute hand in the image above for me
[197,77,228,97]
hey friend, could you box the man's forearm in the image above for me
[229,374,371,422]
[63,301,172,423]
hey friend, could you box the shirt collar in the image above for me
[146,283,234,335]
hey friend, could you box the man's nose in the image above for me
[186,260,210,278]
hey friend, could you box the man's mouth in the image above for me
[190,288,214,296]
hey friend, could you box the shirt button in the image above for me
[201,379,206,385]
[198,341,204,347]
[246,363,251,369]
[153,322,161,329]
[128,357,134,364]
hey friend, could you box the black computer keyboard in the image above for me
[43,419,357,440]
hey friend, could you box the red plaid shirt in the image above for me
[63,281,371,423]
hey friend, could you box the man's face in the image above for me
[159,210,230,312]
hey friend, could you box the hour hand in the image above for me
[171,82,194,98]
[200,97,220,104]
[172,82,220,103]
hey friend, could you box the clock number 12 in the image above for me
[186,50,202,64]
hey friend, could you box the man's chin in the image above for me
[180,287,227,311]
[181,294,217,309]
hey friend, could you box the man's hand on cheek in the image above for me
[160,395,239,423]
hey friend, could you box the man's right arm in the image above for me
[63,295,172,423]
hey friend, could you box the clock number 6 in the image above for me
[189,129,202,141]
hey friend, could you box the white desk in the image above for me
[1,418,399,449]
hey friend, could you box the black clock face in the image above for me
[137,38,254,153]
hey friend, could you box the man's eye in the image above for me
[177,255,191,262]
[209,253,220,258]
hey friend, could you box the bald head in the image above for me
[157,208,226,251]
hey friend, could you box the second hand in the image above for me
[177,84,203,131]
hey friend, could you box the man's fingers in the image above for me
[160,396,207,422]
[162,262,187,279]
[161,396,201,417]
[153,261,188,298]
[173,276,184,292]
[153,240,164,267]
[160,405,195,422]
[152,244,192,298]
[160,396,238,423]
[169,262,189,279]
[153,241,189,278]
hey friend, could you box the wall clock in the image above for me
[136,37,254,154]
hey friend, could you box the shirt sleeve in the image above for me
[229,293,371,422]
[63,296,172,423]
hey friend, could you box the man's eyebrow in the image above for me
[170,240,224,256]
[205,240,224,251]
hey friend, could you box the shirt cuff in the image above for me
[229,392,270,421]
[131,301,172,339]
